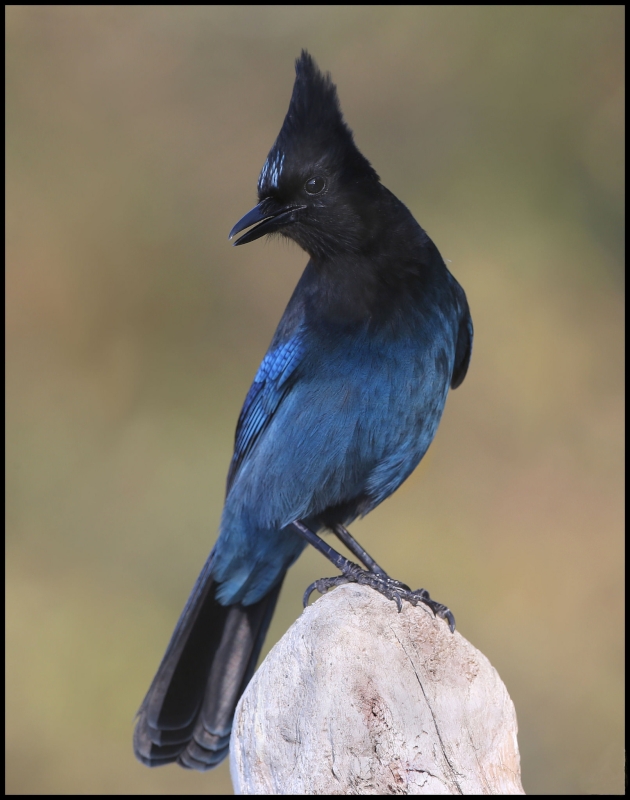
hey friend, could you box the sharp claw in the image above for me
[394,593,402,613]
[442,609,456,633]
[303,582,317,608]
[429,600,456,633]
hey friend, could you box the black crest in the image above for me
[258,50,379,196]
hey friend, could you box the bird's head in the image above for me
[229,51,382,261]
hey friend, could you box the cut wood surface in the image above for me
[230,583,524,795]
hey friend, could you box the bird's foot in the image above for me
[303,562,455,632]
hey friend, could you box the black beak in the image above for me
[228,201,306,246]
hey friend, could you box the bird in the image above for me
[134,50,473,771]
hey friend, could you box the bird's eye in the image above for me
[304,176,326,195]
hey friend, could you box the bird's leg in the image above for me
[288,520,455,632]
[331,523,387,576]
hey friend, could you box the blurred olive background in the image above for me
[6,6,623,795]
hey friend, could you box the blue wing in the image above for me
[226,333,304,493]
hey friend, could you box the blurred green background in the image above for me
[6,6,623,795]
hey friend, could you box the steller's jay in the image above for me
[134,50,473,771]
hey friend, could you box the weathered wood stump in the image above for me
[230,583,524,794]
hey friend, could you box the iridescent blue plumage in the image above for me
[227,333,304,489]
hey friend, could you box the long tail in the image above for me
[133,555,284,770]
